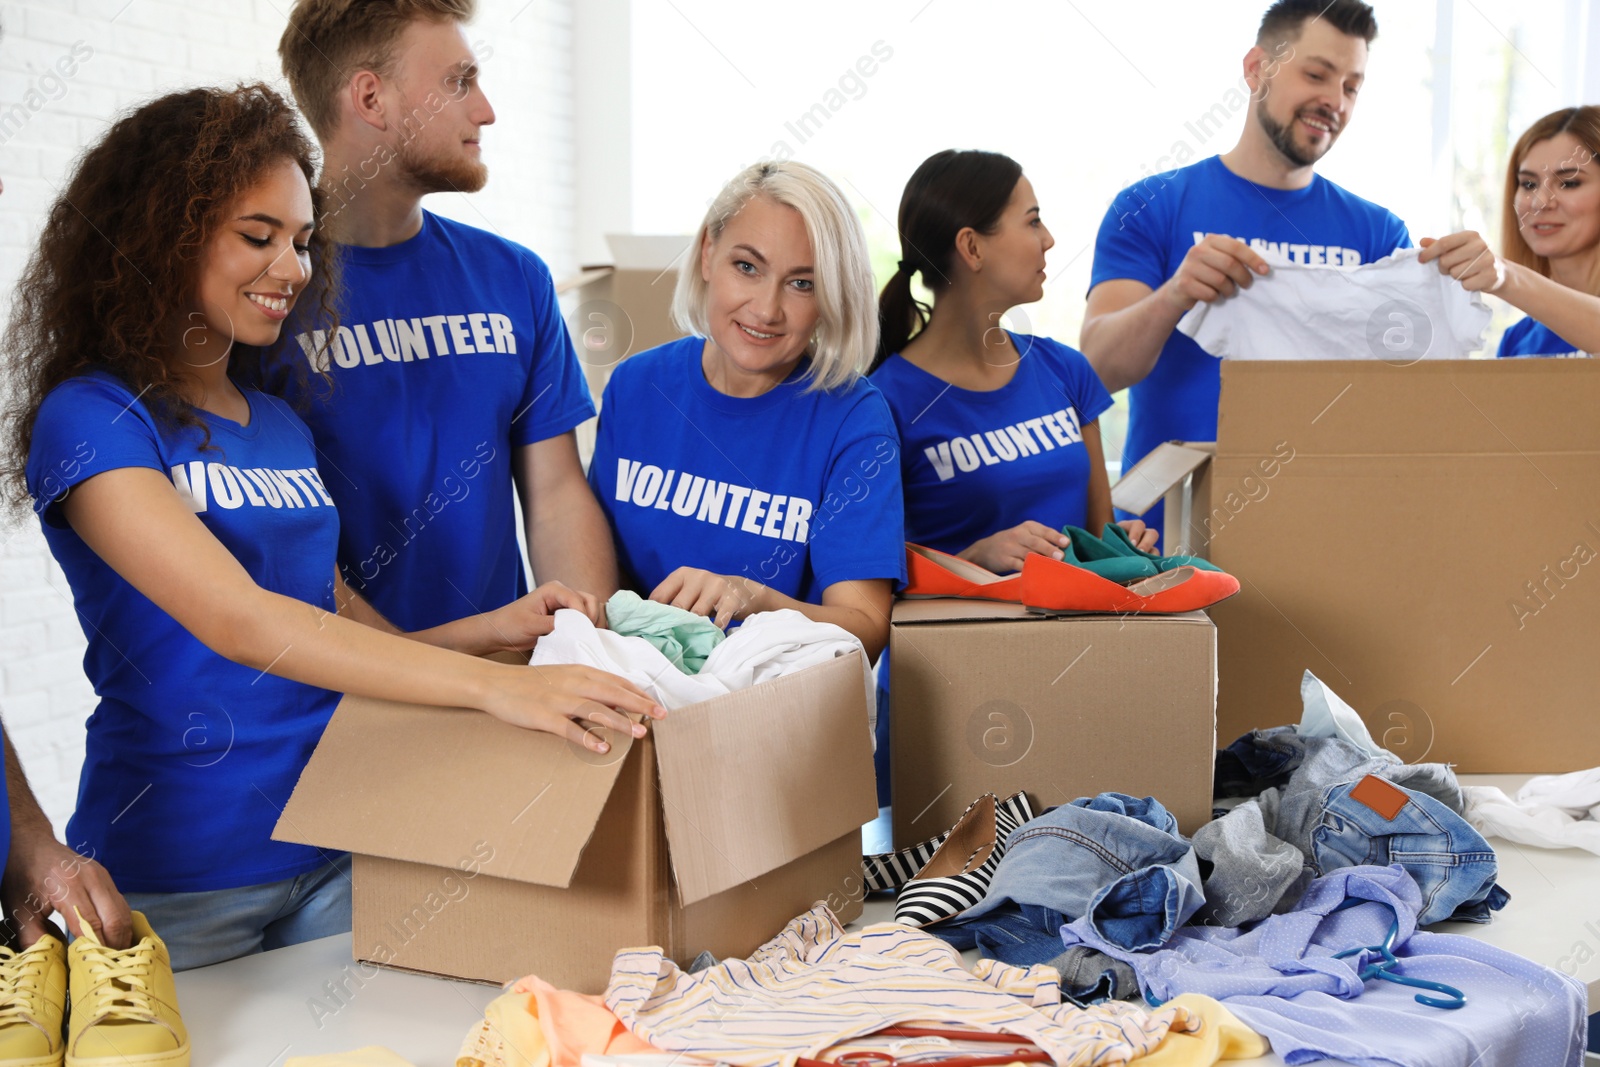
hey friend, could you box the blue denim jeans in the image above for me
[1313,782,1506,925]
[1214,726,1308,798]
[122,853,352,971]
[953,793,1205,952]
[931,905,1140,1004]
[936,903,1070,966]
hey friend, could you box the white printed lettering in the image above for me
[652,470,676,510]
[761,495,786,538]
[723,486,753,527]
[632,465,664,507]
[781,496,813,542]
[741,490,771,534]
[468,313,493,353]
[207,463,244,509]
[615,458,641,502]
[489,313,515,354]
[447,316,473,355]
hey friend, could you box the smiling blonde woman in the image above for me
[589,160,905,660]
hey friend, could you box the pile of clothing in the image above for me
[863,670,1587,1066]
[459,905,1268,1067]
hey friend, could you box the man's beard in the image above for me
[398,137,489,194]
[1255,97,1334,169]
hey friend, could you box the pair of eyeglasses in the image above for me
[797,1026,1052,1067]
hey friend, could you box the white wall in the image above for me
[0,0,579,834]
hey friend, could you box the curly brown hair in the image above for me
[2,81,339,510]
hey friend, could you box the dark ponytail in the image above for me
[872,149,1024,371]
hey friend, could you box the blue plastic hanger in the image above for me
[1331,901,1466,1010]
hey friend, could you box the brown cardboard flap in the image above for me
[652,652,876,905]
[1112,442,1215,516]
[1217,360,1600,456]
[273,693,632,888]
[555,266,615,294]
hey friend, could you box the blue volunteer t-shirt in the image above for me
[26,372,343,893]
[589,337,907,602]
[871,333,1113,557]
[1496,317,1591,358]
[1092,155,1411,526]
[263,211,595,632]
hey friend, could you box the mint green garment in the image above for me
[604,590,725,674]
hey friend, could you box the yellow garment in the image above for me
[1134,994,1269,1065]
[286,1049,416,1067]
[459,974,659,1067]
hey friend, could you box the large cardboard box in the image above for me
[889,601,1217,847]
[1135,360,1600,771]
[274,652,876,992]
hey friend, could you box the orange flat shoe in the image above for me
[904,544,1022,601]
[1020,556,1240,614]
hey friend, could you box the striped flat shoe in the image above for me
[863,827,950,894]
[863,791,1034,893]
[892,791,1035,928]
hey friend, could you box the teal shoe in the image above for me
[1060,525,1160,582]
[1098,521,1223,573]
[1057,523,1223,583]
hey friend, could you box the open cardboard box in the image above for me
[274,651,876,992]
[1113,359,1600,771]
[889,600,1217,847]
[558,234,691,399]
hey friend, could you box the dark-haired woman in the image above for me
[2,84,660,969]
[872,150,1151,575]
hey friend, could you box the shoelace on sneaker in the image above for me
[0,944,50,1020]
[75,939,159,1023]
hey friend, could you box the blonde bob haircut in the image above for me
[672,161,878,393]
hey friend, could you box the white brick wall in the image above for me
[0,0,579,836]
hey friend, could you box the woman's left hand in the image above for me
[1116,518,1160,553]
[649,568,763,629]
[1419,232,1504,292]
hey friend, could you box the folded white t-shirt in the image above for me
[1178,248,1491,361]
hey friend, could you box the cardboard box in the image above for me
[1125,360,1600,771]
[889,600,1217,847]
[274,652,876,992]
[558,234,692,402]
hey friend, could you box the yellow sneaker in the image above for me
[66,911,187,1067]
[0,927,66,1067]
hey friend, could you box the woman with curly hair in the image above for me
[2,83,661,969]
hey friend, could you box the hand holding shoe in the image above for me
[1,827,131,950]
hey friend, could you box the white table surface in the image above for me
[173,775,1599,1067]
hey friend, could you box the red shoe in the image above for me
[904,544,1022,601]
[1020,556,1239,614]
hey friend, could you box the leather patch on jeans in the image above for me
[1350,774,1410,820]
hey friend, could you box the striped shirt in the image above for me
[604,905,1208,1067]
